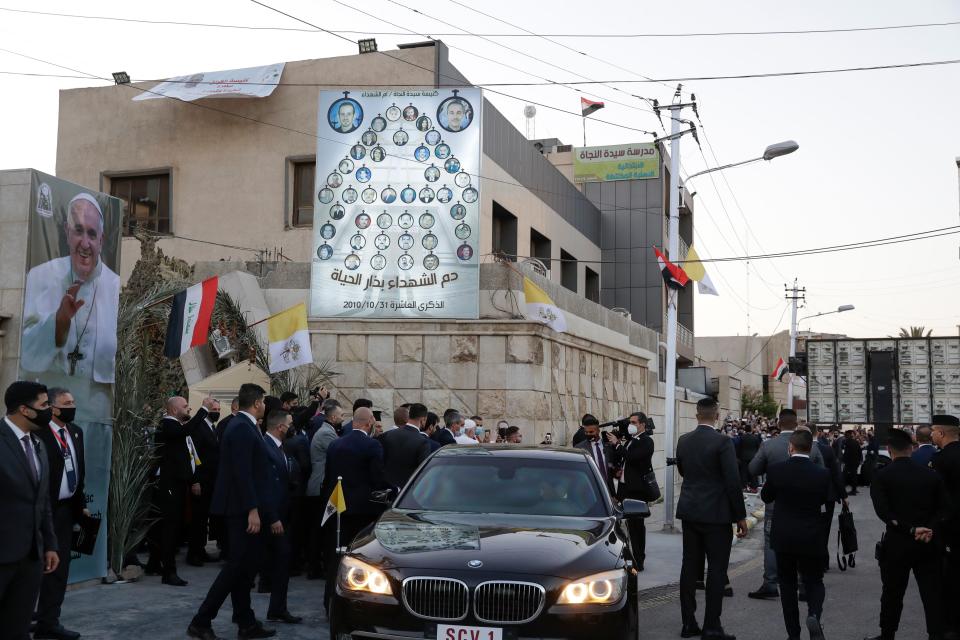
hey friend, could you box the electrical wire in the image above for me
[729,303,791,377]
[2,7,956,39]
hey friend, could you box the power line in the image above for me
[2,7,956,39]
[729,303,791,377]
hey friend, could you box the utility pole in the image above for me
[656,86,698,532]
[785,279,806,409]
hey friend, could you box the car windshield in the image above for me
[396,455,608,517]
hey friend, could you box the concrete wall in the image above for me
[0,169,31,390]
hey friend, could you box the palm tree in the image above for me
[898,326,932,338]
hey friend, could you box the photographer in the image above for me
[617,412,657,572]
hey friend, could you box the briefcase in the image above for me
[640,471,661,503]
[71,513,102,556]
[836,504,858,571]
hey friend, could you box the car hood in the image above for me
[351,509,624,579]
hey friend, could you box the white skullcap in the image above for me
[463,419,476,431]
[68,193,104,222]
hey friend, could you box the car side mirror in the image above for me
[620,498,651,519]
[370,487,397,506]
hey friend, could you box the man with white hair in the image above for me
[21,193,120,423]
[455,418,479,445]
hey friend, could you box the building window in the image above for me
[585,267,599,303]
[530,227,551,270]
[109,173,170,235]
[560,249,577,292]
[492,201,517,259]
[292,161,316,228]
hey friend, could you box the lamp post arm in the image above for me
[684,156,764,183]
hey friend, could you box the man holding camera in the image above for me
[617,412,656,572]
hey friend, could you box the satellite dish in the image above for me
[523,105,537,118]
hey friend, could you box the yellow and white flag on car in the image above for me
[685,246,719,296]
[267,302,313,373]
[321,478,347,527]
[523,277,567,333]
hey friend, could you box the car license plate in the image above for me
[436,624,503,640]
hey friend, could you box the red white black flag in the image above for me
[581,97,605,117]
[772,357,789,381]
[654,247,690,290]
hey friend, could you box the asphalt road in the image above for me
[60,491,931,640]
[635,490,932,640]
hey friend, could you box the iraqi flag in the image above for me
[654,247,690,290]
[581,97,605,117]
[164,277,218,358]
[772,357,789,381]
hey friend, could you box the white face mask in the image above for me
[628,425,639,436]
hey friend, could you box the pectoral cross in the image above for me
[67,346,85,376]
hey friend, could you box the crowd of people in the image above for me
[2,376,958,640]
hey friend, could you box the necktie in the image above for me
[60,428,78,493]
[22,435,39,483]
[594,441,606,479]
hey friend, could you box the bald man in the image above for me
[146,395,215,586]
[21,193,120,423]
[320,407,390,613]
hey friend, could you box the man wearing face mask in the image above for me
[0,381,59,640]
[188,399,222,567]
[575,419,618,497]
[617,412,656,572]
[34,387,87,640]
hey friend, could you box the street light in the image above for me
[661,138,799,532]
[800,304,855,322]
[787,303,855,408]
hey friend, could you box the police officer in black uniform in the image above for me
[864,427,951,640]
[930,414,960,639]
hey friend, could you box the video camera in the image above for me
[597,413,656,440]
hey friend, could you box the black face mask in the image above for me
[27,406,53,428]
[209,412,221,423]
[56,407,77,424]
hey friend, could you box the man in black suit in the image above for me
[930,414,960,639]
[840,430,863,495]
[736,424,762,489]
[34,387,87,640]
[321,407,390,613]
[574,420,618,497]
[760,430,832,640]
[866,427,951,640]
[188,398,221,567]
[676,398,747,640]
[814,424,847,572]
[432,410,458,447]
[260,410,302,625]
[617,412,655,572]
[188,384,275,640]
[146,395,213,585]
[210,403,236,561]
[571,414,597,447]
[1,381,59,640]
[381,406,431,488]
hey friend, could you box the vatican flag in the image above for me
[321,477,347,527]
[267,303,313,373]
[685,246,719,296]
[523,277,567,333]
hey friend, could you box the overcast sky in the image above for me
[1,0,958,342]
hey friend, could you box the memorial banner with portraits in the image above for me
[20,170,121,582]
[311,88,482,319]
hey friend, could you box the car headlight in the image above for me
[556,569,626,605]
[337,556,393,596]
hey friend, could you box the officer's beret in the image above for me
[932,414,960,428]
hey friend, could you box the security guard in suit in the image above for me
[865,428,951,640]
[930,414,960,638]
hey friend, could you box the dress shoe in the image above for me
[162,573,188,587]
[724,585,734,598]
[237,623,276,639]
[680,623,702,638]
[806,615,824,640]
[747,586,779,600]
[701,629,736,640]
[267,612,303,624]
[187,624,223,640]
[33,625,81,640]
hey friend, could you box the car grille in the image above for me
[402,577,469,621]
[474,581,546,624]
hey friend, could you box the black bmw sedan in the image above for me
[330,445,649,640]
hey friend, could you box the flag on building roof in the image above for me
[772,357,789,381]
[164,276,218,358]
[267,302,313,373]
[581,97,605,117]
[685,246,720,296]
[523,277,567,333]
[654,247,690,290]
[321,477,347,527]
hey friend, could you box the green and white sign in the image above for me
[573,142,660,183]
